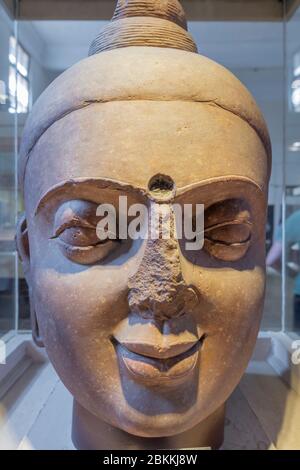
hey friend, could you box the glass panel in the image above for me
[16,73,29,113]
[12,8,288,336]
[0,3,17,339]
[8,40,30,114]
[14,16,285,332]
[16,19,65,330]
[8,63,17,111]
[284,3,300,335]
[17,45,29,78]
[8,35,16,65]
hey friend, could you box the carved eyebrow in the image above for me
[34,175,264,217]
[175,175,264,196]
[34,177,147,216]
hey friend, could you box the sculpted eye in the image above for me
[205,221,251,244]
[56,225,99,247]
[204,221,252,261]
[51,200,119,265]
[203,199,253,262]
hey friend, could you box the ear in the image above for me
[16,214,44,348]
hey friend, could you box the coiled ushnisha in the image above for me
[88,0,197,55]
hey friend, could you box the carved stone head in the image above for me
[16,0,271,449]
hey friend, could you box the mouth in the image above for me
[114,339,203,384]
[111,313,205,385]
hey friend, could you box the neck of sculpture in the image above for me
[72,400,225,450]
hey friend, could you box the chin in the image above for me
[106,404,203,438]
[118,417,193,439]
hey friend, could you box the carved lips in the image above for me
[112,313,204,384]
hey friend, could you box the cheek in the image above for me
[33,264,133,385]
[186,266,265,417]
[31,267,130,349]
[30,267,133,418]
[187,265,265,331]
[196,266,265,384]
[182,257,265,361]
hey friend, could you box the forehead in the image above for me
[24,100,268,211]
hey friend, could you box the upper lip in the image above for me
[116,337,200,359]
[112,313,203,360]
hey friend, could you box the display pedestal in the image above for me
[72,400,225,450]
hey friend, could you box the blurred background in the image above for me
[0,0,299,339]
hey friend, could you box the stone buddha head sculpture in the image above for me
[16,0,271,450]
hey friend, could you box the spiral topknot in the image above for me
[89,0,197,55]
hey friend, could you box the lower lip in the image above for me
[115,341,201,385]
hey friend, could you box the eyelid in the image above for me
[204,234,251,247]
[56,238,119,265]
[51,218,96,239]
[204,219,252,233]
